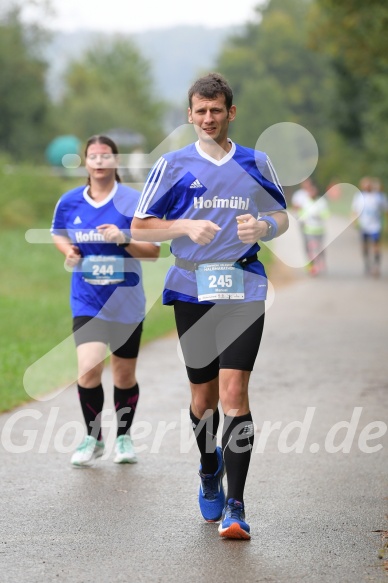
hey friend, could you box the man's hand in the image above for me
[185,220,221,245]
[236,214,268,244]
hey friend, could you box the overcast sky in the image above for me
[33,0,263,33]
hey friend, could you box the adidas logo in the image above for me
[73,216,82,224]
[190,179,203,189]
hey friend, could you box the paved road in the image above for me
[1,217,387,583]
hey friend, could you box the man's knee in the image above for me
[191,380,219,417]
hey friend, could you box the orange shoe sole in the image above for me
[219,523,251,540]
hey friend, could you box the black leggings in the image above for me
[73,316,143,358]
[174,300,265,384]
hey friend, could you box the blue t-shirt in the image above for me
[51,182,146,323]
[135,141,286,305]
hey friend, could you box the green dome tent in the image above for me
[45,135,81,167]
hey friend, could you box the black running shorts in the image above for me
[173,300,265,384]
[72,316,143,359]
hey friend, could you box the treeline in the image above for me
[0,1,166,161]
[215,0,388,189]
[1,0,388,189]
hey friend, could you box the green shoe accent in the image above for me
[114,435,137,464]
[71,436,105,468]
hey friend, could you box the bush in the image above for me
[0,157,80,228]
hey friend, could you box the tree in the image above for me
[218,1,334,139]
[56,37,165,150]
[0,4,52,160]
[216,0,336,186]
[310,0,388,184]
[310,0,388,76]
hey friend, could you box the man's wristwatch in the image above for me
[117,232,131,247]
[262,220,273,239]
[258,215,278,241]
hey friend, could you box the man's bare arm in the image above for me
[131,216,221,246]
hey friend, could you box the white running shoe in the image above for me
[114,435,137,464]
[71,436,105,468]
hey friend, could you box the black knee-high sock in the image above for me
[114,384,139,437]
[222,412,255,503]
[77,384,104,441]
[190,407,220,474]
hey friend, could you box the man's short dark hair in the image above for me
[188,73,234,111]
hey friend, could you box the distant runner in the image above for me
[352,176,388,277]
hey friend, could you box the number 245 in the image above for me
[208,274,232,288]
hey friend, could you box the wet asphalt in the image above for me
[0,216,387,583]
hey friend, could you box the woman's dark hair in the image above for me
[188,73,233,111]
[84,135,121,184]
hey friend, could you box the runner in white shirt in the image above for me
[352,176,388,276]
[298,181,330,275]
[291,178,315,213]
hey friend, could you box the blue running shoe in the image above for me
[198,446,225,522]
[218,498,251,540]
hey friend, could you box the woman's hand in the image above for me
[65,245,81,267]
[96,224,127,244]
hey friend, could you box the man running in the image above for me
[132,73,289,539]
